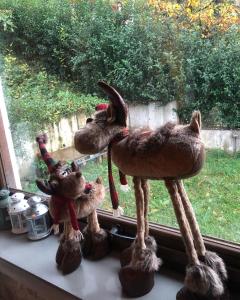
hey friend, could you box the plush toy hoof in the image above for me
[176,287,230,300]
[120,236,158,268]
[119,266,154,297]
[199,251,228,282]
[82,228,110,260]
[56,239,82,274]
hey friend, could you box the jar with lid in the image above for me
[24,196,51,240]
[8,192,29,234]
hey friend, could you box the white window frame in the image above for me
[0,77,21,189]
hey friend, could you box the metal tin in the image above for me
[0,189,11,230]
[24,196,51,240]
[8,192,29,234]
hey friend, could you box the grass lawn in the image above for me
[81,150,240,244]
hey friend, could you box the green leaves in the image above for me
[0,0,239,128]
[2,54,102,137]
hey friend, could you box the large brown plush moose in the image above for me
[74,81,228,299]
[36,134,109,274]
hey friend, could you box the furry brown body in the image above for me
[111,124,204,179]
[36,135,109,274]
[48,178,105,222]
[74,81,227,297]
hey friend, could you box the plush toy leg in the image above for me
[119,177,160,297]
[120,179,158,268]
[142,179,150,237]
[82,210,110,260]
[177,181,206,256]
[165,180,225,300]
[56,222,82,274]
[177,181,228,285]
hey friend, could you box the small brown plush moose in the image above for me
[74,81,228,299]
[36,133,110,274]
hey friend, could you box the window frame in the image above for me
[1,80,239,289]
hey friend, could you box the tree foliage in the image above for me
[3,54,102,136]
[0,0,239,128]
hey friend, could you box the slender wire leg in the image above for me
[141,178,150,238]
[165,179,199,265]
[133,176,146,249]
[177,180,206,257]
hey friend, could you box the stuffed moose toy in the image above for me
[74,81,228,299]
[36,133,110,274]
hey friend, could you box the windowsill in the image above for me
[0,230,240,300]
[0,230,183,300]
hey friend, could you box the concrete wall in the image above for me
[201,129,240,153]
[128,101,178,129]
[46,113,87,152]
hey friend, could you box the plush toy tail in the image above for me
[36,134,58,173]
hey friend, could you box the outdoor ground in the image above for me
[81,150,240,244]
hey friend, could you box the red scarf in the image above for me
[52,183,92,230]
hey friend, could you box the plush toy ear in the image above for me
[106,104,116,123]
[71,161,79,172]
[190,111,201,134]
[98,81,128,126]
[36,179,54,195]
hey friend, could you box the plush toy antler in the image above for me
[36,134,109,274]
[74,81,228,298]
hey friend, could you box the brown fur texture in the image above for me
[185,264,224,297]
[74,109,125,155]
[74,81,227,296]
[36,135,107,273]
[48,178,105,222]
[201,251,228,282]
[130,243,162,272]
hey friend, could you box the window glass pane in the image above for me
[0,1,239,245]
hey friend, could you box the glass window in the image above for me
[0,0,239,245]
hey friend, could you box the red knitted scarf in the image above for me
[52,183,92,230]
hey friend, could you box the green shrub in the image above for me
[0,0,183,104]
[2,54,102,137]
[0,0,239,128]
[178,29,240,129]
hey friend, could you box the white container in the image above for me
[24,196,51,240]
[8,192,29,234]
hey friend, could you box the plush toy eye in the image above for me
[86,118,93,123]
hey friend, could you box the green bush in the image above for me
[0,0,183,105]
[0,0,239,128]
[178,29,240,129]
[2,54,102,137]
